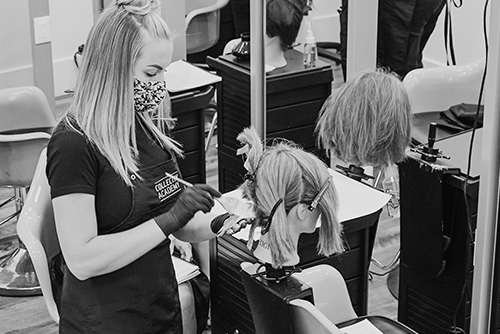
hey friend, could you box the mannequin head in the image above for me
[237,127,344,269]
[315,69,412,168]
[265,0,308,68]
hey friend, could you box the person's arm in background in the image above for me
[169,235,194,262]
[169,235,197,334]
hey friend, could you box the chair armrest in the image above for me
[289,299,345,334]
[185,0,230,28]
[0,132,51,142]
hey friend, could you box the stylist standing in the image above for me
[46,1,231,333]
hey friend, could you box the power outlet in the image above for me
[34,16,51,45]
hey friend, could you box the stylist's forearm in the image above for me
[68,220,165,280]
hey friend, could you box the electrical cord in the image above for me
[444,0,463,66]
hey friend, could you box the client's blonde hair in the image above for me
[237,127,344,268]
[315,69,411,168]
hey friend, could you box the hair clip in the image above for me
[307,177,332,211]
[261,198,283,235]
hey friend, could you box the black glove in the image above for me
[155,184,221,236]
[211,213,253,237]
[210,212,233,234]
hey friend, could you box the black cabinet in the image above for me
[397,133,480,333]
[206,49,333,192]
[170,85,214,184]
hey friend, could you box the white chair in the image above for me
[293,264,357,324]
[185,0,229,153]
[0,86,55,226]
[289,299,344,334]
[241,262,419,333]
[403,58,485,146]
[16,148,60,324]
[403,58,485,114]
[294,265,418,333]
[0,86,56,296]
[185,0,230,54]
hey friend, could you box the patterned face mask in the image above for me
[133,77,167,113]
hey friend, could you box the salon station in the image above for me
[1,0,499,333]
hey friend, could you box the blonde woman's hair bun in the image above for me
[115,0,159,15]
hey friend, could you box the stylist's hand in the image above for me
[211,213,253,237]
[171,184,221,228]
[155,184,221,236]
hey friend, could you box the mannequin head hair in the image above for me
[266,0,308,51]
[315,69,412,168]
[237,127,344,268]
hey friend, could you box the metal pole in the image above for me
[250,0,266,141]
[471,1,500,332]
[346,0,378,80]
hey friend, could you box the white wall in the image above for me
[296,0,487,69]
[295,0,342,48]
[0,0,186,98]
[0,0,488,98]
[0,0,34,89]
[423,0,488,67]
[49,0,94,96]
[0,0,93,96]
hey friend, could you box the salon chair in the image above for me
[289,299,344,334]
[185,0,230,55]
[0,86,56,296]
[185,0,228,153]
[404,58,485,145]
[403,58,484,114]
[241,263,419,334]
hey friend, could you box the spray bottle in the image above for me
[303,28,317,68]
[383,163,400,218]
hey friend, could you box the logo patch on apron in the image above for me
[154,172,182,202]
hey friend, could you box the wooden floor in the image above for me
[0,94,400,333]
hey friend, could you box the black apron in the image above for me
[59,157,185,334]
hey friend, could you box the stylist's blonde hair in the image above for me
[237,127,344,268]
[316,69,411,168]
[65,0,182,186]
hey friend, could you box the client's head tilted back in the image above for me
[315,69,412,168]
[237,127,344,269]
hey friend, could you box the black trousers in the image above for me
[340,0,447,78]
[230,0,251,37]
